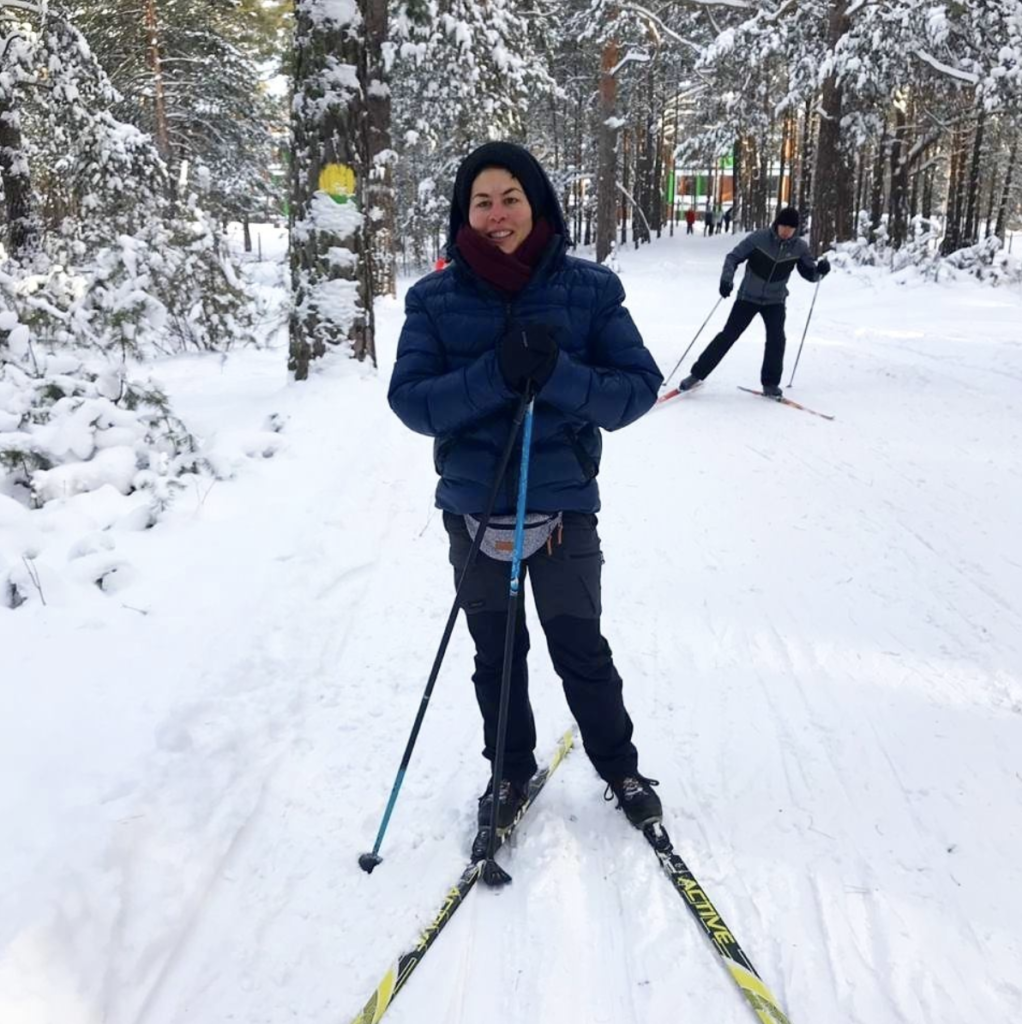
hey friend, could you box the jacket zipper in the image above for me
[503,300,518,512]
[758,234,789,301]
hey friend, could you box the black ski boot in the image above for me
[478,777,531,830]
[605,775,662,827]
[762,383,783,398]
[678,374,703,392]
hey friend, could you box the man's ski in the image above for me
[642,822,792,1024]
[349,728,575,1024]
[656,381,702,407]
[738,385,834,421]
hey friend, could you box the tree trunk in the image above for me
[0,98,39,263]
[964,106,986,245]
[634,86,652,246]
[889,106,909,248]
[621,128,630,246]
[761,136,770,226]
[942,119,971,256]
[775,116,788,216]
[868,127,887,243]
[854,149,867,230]
[811,0,853,251]
[577,92,586,244]
[942,124,962,254]
[671,88,681,235]
[922,165,934,221]
[144,0,172,166]
[653,115,665,238]
[983,163,998,238]
[994,137,1017,242]
[243,217,252,253]
[733,135,743,231]
[289,0,373,379]
[550,92,560,172]
[798,98,814,220]
[595,35,620,263]
[363,0,395,303]
[909,157,919,221]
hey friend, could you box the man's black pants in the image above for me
[692,298,787,387]
[444,511,638,783]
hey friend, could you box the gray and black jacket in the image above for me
[721,228,821,306]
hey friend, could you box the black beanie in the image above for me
[774,206,800,229]
[448,142,567,248]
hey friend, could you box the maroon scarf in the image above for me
[455,218,555,294]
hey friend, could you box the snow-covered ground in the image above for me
[3,230,1021,1024]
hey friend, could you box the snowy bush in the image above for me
[85,205,258,357]
[832,214,1022,287]
[0,299,221,607]
[0,308,205,509]
[935,236,1022,286]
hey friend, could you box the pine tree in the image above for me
[389,0,554,264]
[75,0,285,225]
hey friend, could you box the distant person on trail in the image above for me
[388,141,665,832]
[721,207,732,233]
[703,207,715,236]
[685,208,696,234]
[677,206,830,397]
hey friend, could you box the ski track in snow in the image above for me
[3,233,1022,1024]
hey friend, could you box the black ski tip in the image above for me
[480,858,513,888]
[358,852,383,874]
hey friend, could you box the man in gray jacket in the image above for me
[678,207,829,397]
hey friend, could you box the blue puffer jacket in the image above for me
[388,240,663,515]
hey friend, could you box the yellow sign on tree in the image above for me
[319,163,357,204]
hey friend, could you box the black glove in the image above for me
[816,257,831,279]
[498,323,559,395]
[719,280,733,299]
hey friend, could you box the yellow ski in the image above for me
[349,729,575,1024]
[644,821,793,1024]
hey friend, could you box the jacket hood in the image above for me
[446,141,569,253]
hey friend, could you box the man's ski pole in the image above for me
[359,392,531,874]
[663,296,723,388]
[787,278,822,388]
[480,392,536,888]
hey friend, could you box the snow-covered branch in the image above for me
[610,49,651,77]
[619,3,707,52]
[0,0,47,15]
[914,48,980,85]
[616,182,652,235]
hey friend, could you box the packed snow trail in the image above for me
[2,231,1020,1024]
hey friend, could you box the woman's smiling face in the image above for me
[467,168,534,254]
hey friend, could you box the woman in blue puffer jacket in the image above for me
[388,142,664,830]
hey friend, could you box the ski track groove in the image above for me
[131,768,276,1024]
[597,814,644,1024]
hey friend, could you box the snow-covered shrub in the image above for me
[0,304,205,511]
[832,214,1021,286]
[84,205,257,358]
[936,236,1022,286]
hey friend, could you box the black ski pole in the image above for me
[663,296,723,388]
[787,278,822,388]
[480,393,536,888]
[359,392,531,874]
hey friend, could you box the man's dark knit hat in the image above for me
[448,141,567,248]
[774,206,800,229]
